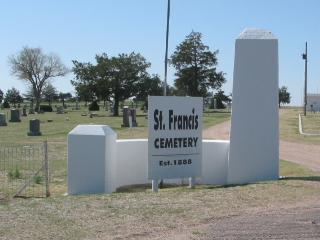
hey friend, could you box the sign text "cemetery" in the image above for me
[148,96,202,180]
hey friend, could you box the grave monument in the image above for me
[0,113,7,126]
[28,119,42,136]
[10,109,21,122]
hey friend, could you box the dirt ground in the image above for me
[200,120,320,239]
[203,120,320,172]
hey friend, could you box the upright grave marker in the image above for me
[148,96,203,188]
[0,113,7,126]
[10,109,21,122]
[228,29,279,184]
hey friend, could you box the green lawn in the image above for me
[280,108,320,144]
[301,113,320,134]
[1,106,320,239]
[0,106,231,196]
[0,160,319,240]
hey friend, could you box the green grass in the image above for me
[301,113,320,134]
[0,105,320,239]
[280,108,320,144]
[0,160,319,240]
[0,107,230,142]
[0,106,230,196]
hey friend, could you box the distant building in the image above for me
[307,93,320,112]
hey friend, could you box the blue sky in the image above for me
[0,0,319,105]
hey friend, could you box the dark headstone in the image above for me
[0,113,7,126]
[122,107,138,127]
[28,119,42,136]
[56,106,64,114]
[22,107,28,116]
[10,109,21,122]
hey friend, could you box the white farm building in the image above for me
[307,93,320,112]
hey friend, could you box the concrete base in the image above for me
[27,132,42,136]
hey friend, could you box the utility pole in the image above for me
[163,0,170,96]
[158,0,171,190]
[302,42,308,116]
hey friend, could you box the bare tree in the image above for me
[9,47,68,111]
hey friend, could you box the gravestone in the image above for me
[75,101,80,110]
[0,113,7,126]
[22,107,27,116]
[228,29,279,184]
[10,109,21,122]
[56,106,64,114]
[122,107,138,127]
[28,119,42,136]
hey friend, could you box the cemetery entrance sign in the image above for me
[148,96,203,180]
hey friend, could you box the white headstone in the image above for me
[68,125,117,194]
[228,29,279,184]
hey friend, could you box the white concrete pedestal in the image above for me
[68,125,117,195]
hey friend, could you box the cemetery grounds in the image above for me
[0,106,319,239]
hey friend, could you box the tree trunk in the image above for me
[35,97,41,112]
[113,97,119,116]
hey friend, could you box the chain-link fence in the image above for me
[0,141,49,200]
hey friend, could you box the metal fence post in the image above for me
[44,140,50,197]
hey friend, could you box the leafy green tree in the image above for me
[0,89,3,104]
[170,31,226,97]
[72,52,151,116]
[279,86,291,108]
[71,61,98,104]
[9,47,68,112]
[42,83,58,106]
[4,87,23,108]
[136,74,163,104]
[58,92,72,108]
[213,90,231,109]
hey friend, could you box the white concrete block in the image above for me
[228,29,279,184]
[201,140,229,185]
[68,125,117,195]
[114,139,229,189]
[115,139,149,188]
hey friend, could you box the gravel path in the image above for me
[203,120,320,172]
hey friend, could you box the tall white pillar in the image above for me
[228,29,279,184]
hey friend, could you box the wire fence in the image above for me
[0,141,49,200]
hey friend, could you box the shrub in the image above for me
[40,105,53,112]
[2,100,10,108]
[8,167,22,180]
[33,175,43,184]
[89,101,100,111]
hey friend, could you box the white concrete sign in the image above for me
[148,96,203,180]
[228,28,279,184]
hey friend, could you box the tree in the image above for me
[71,61,98,105]
[4,87,23,108]
[9,47,68,112]
[213,90,231,109]
[72,52,151,116]
[42,83,58,106]
[0,89,3,104]
[58,92,72,108]
[279,86,291,108]
[170,31,226,97]
[135,74,163,104]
